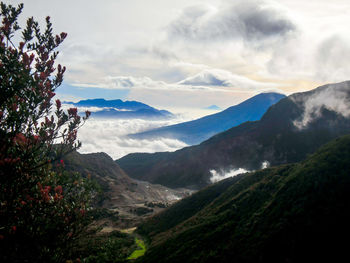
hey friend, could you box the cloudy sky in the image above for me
[7,0,350,111]
[5,0,350,158]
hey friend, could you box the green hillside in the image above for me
[137,134,350,263]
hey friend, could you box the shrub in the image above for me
[0,2,93,262]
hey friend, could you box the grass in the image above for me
[127,238,146,260]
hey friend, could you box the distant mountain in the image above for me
[204,105,221,111]
[65,98,174,120]
[117,81,350,189]
[137,134,350,263]
[129,93,285,145]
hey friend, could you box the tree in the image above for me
[0,2,92,262]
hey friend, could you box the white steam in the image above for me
[209,160,270,183]
[293,82,350,129]
[261,161,270,169]
[210,168,249,183]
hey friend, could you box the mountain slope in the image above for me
[66,98,174,119]
[61,151,192,226]
[137,134,350,263]
[130,92,285,144]
[117,81,350,189]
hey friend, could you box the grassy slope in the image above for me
[127,238,146,260]
[137,134,350,263]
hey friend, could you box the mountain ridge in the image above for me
[117,81,350,189]
[129,92,285,144]
[136,134,350,262]
[65,98,174,120]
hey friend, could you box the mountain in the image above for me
[116,81,350,189]
[65,98,174,120]
[61,150,192,227]
[129,93,285,145]
[136,134,350,263]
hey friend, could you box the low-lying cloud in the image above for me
[77,117,188,160]
[293,81,350,129]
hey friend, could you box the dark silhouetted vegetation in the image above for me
[137,134,350,263]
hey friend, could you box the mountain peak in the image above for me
[129,92,286,145]
[65,98,174,120]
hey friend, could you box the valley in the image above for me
[71,81,350,262]
[117,81,350,189]
[62,151,194,229]
[2,2,350,262]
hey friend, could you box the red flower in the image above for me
[56,99,61,109]
[60,32,67,39]
[68,107,78,116]
[54,185,63,195]
[40,72,46,80]
[11,103,18,111]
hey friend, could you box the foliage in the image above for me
[0,2,93,262]
[72,230,135,263]
[127,238,146,260]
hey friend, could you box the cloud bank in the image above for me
[77,117,188,160]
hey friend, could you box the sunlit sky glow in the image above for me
[6,0,350,112]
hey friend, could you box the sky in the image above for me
[6,0,350,112]
[4,0,350,159]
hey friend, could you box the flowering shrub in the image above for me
[0,2,93,262]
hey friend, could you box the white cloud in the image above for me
[5,0,350,112]
[168,0,296,44]
[178,68,274,90]
[293,81,350,129]
[77,117,188,159]
[315,36,350,82]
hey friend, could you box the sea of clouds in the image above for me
[76,117,189,160]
